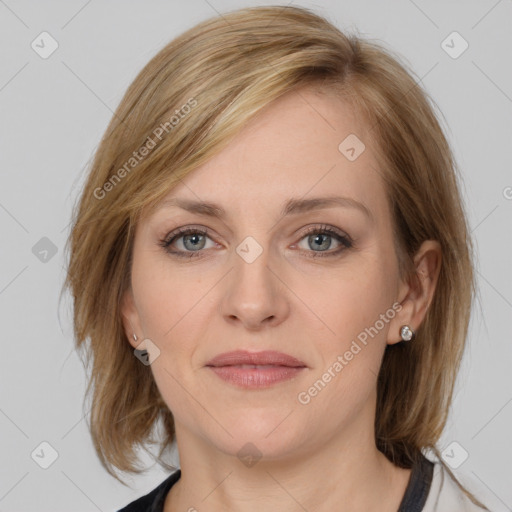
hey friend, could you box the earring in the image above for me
[132,333,138,342]
[400,325,415,342]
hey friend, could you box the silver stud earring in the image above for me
[400,325,415,342]
[132,333,138,342]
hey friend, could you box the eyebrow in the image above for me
[155,195,373,222]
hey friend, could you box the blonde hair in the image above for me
[63,5,487,508]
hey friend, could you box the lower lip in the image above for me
[208,365,305,388]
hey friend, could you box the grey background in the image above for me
[0,0,511,511]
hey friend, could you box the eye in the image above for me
[294,224,353,258]
[159,226,216,258]
[159,224,353,259]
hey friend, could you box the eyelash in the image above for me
[159,224,353,260]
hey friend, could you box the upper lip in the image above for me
[205,350,307,368]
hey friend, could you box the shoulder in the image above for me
[422,461,490,512]
[117,469,181,512]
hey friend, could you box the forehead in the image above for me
[149,86,387,221]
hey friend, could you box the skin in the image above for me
[121,85,441,512]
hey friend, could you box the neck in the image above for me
[164,400,412,512]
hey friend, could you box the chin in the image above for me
[215,434,302,465]
[208,415,308,461]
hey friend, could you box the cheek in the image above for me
[297,265,396,414]
[131,247,202,337]
[131,257,209,418]
[304,260,396,347]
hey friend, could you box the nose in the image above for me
[220,245,290,331]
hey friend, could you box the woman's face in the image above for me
[122,86,413,461]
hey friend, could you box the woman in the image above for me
[64,5,490,511]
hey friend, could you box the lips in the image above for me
[205,350,307,368]
[205,350,307,389]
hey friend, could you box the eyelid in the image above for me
[297,224,352,244]
[161,225,210,245]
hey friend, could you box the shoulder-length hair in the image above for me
[64,5,486,508]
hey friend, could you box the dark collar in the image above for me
[118,454,434,512]
[117,469,181,512]
[398,454,435,511]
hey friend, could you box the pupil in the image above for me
[311,234,330,251]
[185,234,204,250]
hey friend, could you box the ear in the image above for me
[387,240,442,345]
[120,287,145,350]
